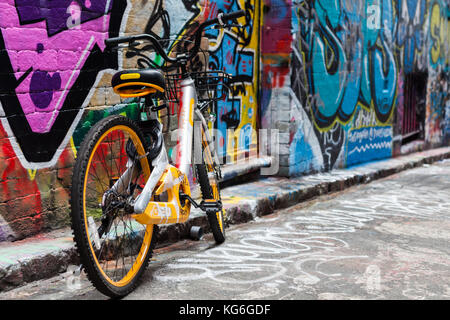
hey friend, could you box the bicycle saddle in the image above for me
[112,69,165,98]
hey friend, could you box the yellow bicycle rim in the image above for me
[82,125,153,287]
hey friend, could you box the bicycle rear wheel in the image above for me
[70,115,156,298]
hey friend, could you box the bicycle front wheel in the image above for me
[70,115,156,298]
[196,124,226,244]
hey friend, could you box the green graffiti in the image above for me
[72,99,142,149]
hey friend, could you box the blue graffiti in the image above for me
[429,91,445,123]
[300,0,397,128]
[289,128,319,176]
[205,2,255,157]
[168,0,255,158]
[346,125,393,167]
[397,0,426,74]
[204,0,240,39]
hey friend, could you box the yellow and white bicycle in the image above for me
[70,10,245,298]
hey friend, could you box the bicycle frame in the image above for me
[126,76,202,225]
[68,10,244,298]
[101,11,245,227]
[101,11,246,228]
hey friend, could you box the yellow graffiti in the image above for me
[181,0,260,163]
[70,136,77,159]
[27,169,37,180]
[430,2,446,65]
[310,100,395,134]
[228,0,260,163]
[221,195,256,204]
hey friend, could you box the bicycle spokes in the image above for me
[80,123,153,287]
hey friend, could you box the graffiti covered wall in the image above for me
[0,0,259,241]
[0,0,448,241]
[289,0,398,174]
[282,0,449,176]
[173,0,261,162]
[0,0,126,241]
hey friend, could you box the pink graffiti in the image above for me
[0,0,111,134]
[68,2,82,22]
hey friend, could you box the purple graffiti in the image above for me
[30,70,62,109]
[0,0,111,133]
[15,0,113,36]
[36,43,44,53]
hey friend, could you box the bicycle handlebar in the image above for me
[186,10,245,61]
[105,34,177,63]
[105,10,245,67]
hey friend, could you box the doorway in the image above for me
[401,72,427,145]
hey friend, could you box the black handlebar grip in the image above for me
[104,38,117,47]
[105,36,136,47]
[220,10,245,21]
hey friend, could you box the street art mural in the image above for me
[0,0,128,241]
[290,0,398,173]
[0,0,448,241]
[169,0,260,160]
[289,0,448,175]
[0,0,126,168]
[0,0,260,241]
[397,0,427,73]
[429,0,448,68]
[426,0,448,144]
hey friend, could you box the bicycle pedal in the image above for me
[199,200,222,213]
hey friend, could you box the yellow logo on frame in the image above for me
[120,73,141,80]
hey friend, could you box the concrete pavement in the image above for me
[1,158,449,300]
[0,146,449,294]
[129,159,450,300]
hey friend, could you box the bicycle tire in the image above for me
[70,115,156,298]
[195,125,226,244]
